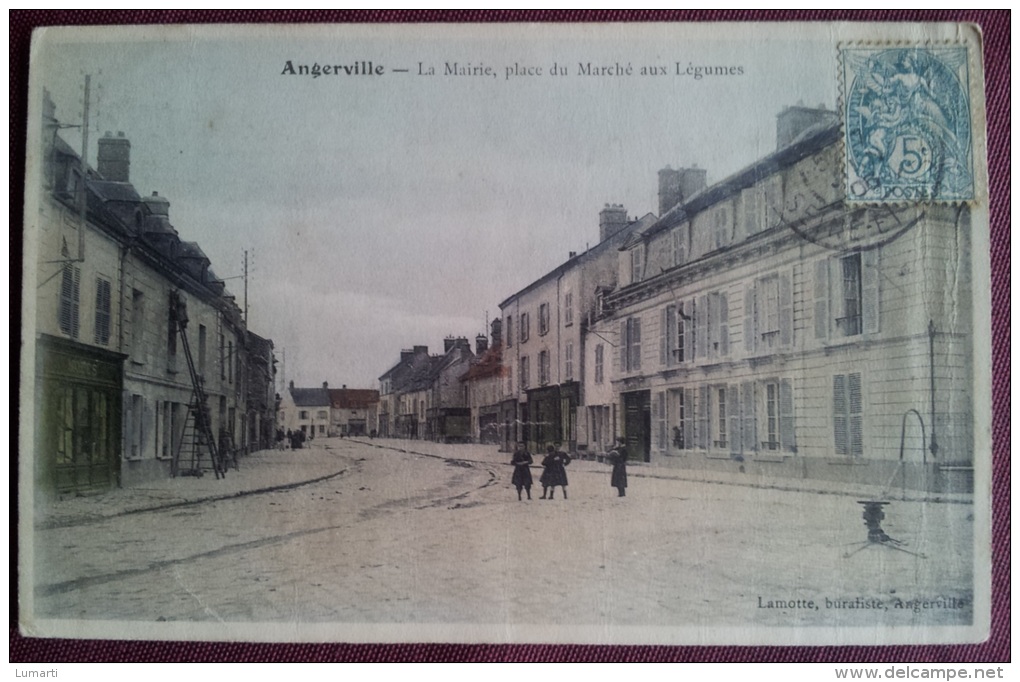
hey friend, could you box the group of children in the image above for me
[510,438,629,501]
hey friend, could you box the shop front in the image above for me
[35,335,126,495]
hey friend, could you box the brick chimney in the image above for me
[599,204,629,242]
[475,334,488,355]
[97,131,131,182]
[490,317,502,348]
[323,381,328,390]
[679,166,707,202]
[659,166,708,215]
[776,103,836,150]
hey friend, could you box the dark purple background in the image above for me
[9,10,1010,663]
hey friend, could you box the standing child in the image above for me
[607,437,628,497]
[510,442,534,501]
[540,443,571,500]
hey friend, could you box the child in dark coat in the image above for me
[540,443,571,500]
[511,442,534,501]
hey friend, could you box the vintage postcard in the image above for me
[19,22,991,645]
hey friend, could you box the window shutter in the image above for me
[727,384,741,455]
[685,298,695,363]
[814,259,829,340]
[833,374,848,455]
[862,249,880,334]
[780,378,796,452]
[656,391,667,451]
[697,294,709,360]
[744,283,757,356]
[683,387,695,450]
[719,293,729,356]
[660,308,667,366]
[631,317,642,371]
[832,375,848,454]
[620,320,628,371]
[59,266,73,334]
[71,267,81,338]
[741,381,757,454]
[666,305,677,366]
[849,372,863,456]
[779,270,793,347]
[697,385,710,449]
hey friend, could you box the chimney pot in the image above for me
[97,130,131,182]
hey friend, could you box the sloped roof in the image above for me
[290,387,331,407]
[635,122,840,244]
[90,180,141,203]
[460,343,504,382]
[329,388,380,409]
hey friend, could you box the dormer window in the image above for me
[631,244,645,282]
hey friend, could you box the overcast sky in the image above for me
[32,24,835,390]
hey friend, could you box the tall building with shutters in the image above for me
[31,90,265,496]
[591,105,974,492]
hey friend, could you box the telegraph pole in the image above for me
[243,249,249,324]
[76,74,91,261]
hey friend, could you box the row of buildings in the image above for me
[377,104,974,493]
[277,382,380,439]
[30,91,278,497]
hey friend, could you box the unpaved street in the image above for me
[29,438,975,637]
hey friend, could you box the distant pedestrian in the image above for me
[540,443,571,500]
[510,442,534,501]
[607,437,628,497]
[276,429,285,451]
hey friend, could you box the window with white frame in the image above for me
[698,291,729,359]
[565,342,574,381]
[564,293,574,326]
[672,389,686,450]
[520,312,530,343]
[661,302,693,366]
[764,381,780,451]
[594,344,604,384]
[539,303,550,335]
[815,250,879,341]
[538,350,550,385]
[506,315,513,347]
[714,386,728,449]
[520,356,529,390]
[620,316,641,372]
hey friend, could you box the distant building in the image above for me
[380,338,475,442]
[498,206,659,453]
[278,381,331,439]
[378,345,431,438]
[329,386,379,437]
[460,320,504,444]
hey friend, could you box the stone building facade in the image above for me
[595,106,973,491]
[31,91,268,495]
[498,208,657,453]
